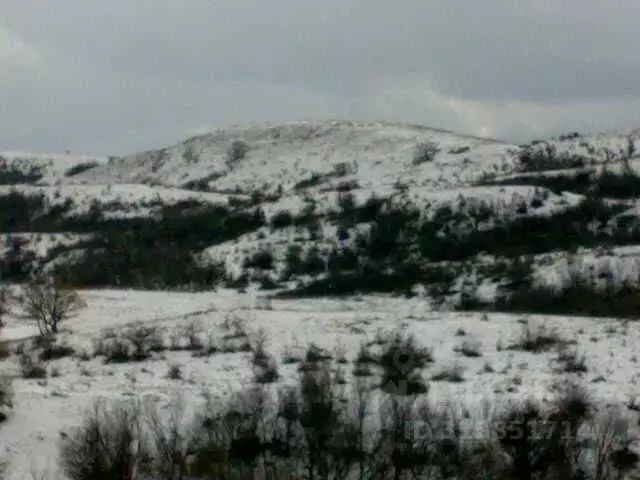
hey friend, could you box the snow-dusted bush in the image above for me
[59,398,146,480]
[412,140,440,165]
[0,375,13,418]
[226,140,248,165]
[17,277,86,336]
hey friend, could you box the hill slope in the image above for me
[5,121,640,478]
[3,120,640,316]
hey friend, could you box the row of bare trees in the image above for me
[56,369,640,480]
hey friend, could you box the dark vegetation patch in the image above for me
[5,134,640,315]
[65,162,99,177]
[0,162,43,184]
[461,280,640,319]
[56,358,638,480]
[281,189,635,300]
[482,169,640,199]
[0,191,266,289]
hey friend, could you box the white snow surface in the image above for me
[1,289,640,479]
[37,121,521,193]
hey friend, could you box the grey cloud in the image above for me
[2,0,640,153]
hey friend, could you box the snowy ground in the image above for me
[1,288,640,479]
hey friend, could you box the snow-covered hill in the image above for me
[62,121,515,192]
[5,121,640,478]
[4,119,640,300]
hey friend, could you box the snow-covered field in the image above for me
[1,288,640,479]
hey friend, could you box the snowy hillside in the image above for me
[4,120,640,305]
[48,120,520,193]
[0,151,108,185]
[5,121,640,478]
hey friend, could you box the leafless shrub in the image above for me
[554,346,588,374]
[0,375,14,421]
[148,327,166,353]
[281,344,303,364]
[220,338,252,354]
[103,338,132,364]
[431,364,466,383]
[305,343,332,363]
[482,362,495,374]
[76,350,91,362]
[254,358,279,384]
[226,140,248,166]
[59,398,146,480]
[167,364,183,380]
[222,312,248,339]
[454,340,483,358]
[19,353,47,379]
[142,395,194,480]
[354,342,377,365]
[508,321,570,353]
[0,341,10,360]
[335,342,348,364]
[49,349,634,480]
[251,329,270,368]
[0,286,9,329]
[377,331,433,395]
[38,337,75,361]
[412,140,440,165]
[124,324,158,361]
[17,277,86,336]
[298,342,333,373]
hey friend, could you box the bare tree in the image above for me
[18,277,86,336]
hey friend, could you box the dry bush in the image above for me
[59,398,146,480]
[142,395,195,480]
[377,331,433,395]
[250,331,279,384]
[507,321,570,353]
[226,140,249,165]
[0,341,10,361]
[122,324,157,361]
[38,336,75,361]
[0,375,14,422]
[167,364,183,380]
[51,356,638,480]
[454,339,483,358]
[19,354,47,379]
[17,277,86,336]
[181,320,203,351]
[0,287,9,329]
[412,140,440,165]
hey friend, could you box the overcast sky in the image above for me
[2,0,640,155]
